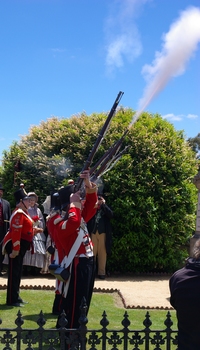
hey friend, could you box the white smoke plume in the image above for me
[131,6,200,125]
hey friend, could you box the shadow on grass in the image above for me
[0,303,15,310]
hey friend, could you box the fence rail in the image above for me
[0,298,178,350]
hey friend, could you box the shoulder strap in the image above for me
[61,220,86,268]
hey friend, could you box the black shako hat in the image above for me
[50,191,61,211]
[0,184,4,191]
[14,188,29,204]
[58,185,74,210]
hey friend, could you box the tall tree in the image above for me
[188,133,200,159]
[0,109,198,272]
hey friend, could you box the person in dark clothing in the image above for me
[0,183,11,276]
[87,194,113,280]
[169,239,200,350]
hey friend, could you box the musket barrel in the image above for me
[90,128,129,177]
[75,91,124,191]
[83,91,124,163]
[91,129,129,179]
[95,145,130,178]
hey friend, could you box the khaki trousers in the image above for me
[91,231,106,276]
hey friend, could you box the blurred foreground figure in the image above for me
[169,239,200,350]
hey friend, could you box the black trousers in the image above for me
[0,226,5,272]
[6,239,30,305]
[57,256,96,329]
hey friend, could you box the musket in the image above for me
[94,145,130,178]
[88,145,114,176]
[90,129,129,180]
[74,91,124,191]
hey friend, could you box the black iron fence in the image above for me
[0,298,178,350]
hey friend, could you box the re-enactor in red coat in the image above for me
[2,188,42,307]
[46,201,66,315]
[46,170,97,329]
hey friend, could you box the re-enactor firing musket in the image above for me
[74,91,124,191]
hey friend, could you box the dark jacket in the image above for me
[0,198,11,241]
[169,258,200,350]
[87,203,113,254]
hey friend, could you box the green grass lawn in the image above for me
[0,289,178,349]
[0,289,177,330]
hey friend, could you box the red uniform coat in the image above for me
[57,191,97,257]
[46,211,66,264]
[2,208,33,254]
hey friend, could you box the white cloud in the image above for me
[51,48,66,53]
[104,0,149,72]
[187,113,198,119]
[106,32,142,69]
[162,113,199,122]
[162,113,183,121]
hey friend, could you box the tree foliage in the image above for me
[0,109,198,273]
[188,133,200,159]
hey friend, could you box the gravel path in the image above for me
[0,273,172,310]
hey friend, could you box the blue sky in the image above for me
[0,0,200,163]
